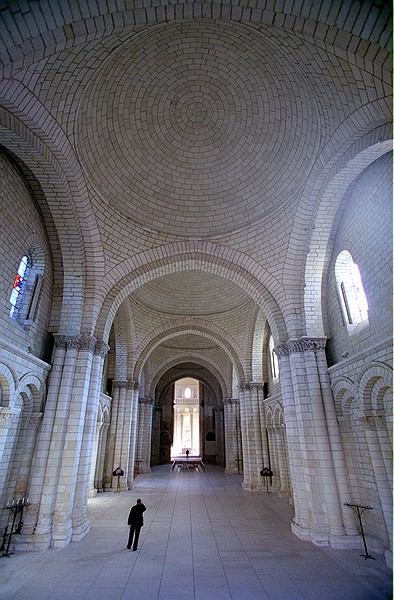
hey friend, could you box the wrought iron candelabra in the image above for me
[344,502,375,560]
[1,497,29,557]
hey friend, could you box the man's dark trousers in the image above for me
[127,525,141,550]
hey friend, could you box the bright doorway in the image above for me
[171,377,200,458]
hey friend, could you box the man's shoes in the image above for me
[127,546,131,549]
[133,547,137,551]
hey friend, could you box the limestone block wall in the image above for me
[329,341,392,557]
[324,152,393,558]
[0,150,53,360]
[325,152,392,365]
[0,151,53,539]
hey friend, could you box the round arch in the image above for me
[15,373,46,413]
[133,322,245,385]
[0,2,390,81]
[0,362,18,406]
[95,244,287,343]
[0,93,105,334]
[358,362,393,415]
[301,117,392,338]
[149,355,229,401]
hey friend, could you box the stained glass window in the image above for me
[9,255,29,318]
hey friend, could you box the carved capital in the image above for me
[54,334,96,353]
[95,340,110,357]
[239,382,264,392]
[139,396,155,406]
[224,397,238,406]
[360,414,387,431]
[20,412,43,430]
[0,408,21,428]
[274,337,326,357]
[113,380,128,390]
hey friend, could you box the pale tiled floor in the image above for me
[0,465,391,600]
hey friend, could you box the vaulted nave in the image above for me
[0,0,392,595]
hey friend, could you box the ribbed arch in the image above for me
[250,309,267,382]
[15,374,46,413]
[358,362,393,414]
[0,362,17,406]
[0,1,390,79]
[331,376,358,416]
[148,355,229,400]
[300,116,392,338]
[111,300,136,381]
[157,373,221,411]
[96,244,286,342]
[0,88,104,334]
[273,403,283,427]
[133,324,244,384]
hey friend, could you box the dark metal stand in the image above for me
[344,502,375,560]
[112,467,124,493]
[260,467,273,493]
[2,499,29,557]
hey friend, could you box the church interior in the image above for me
[0,0,392,590]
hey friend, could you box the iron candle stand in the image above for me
[344,502,375,560]
[2,498,29,557]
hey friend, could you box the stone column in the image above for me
[127,382,139,489]
[104,385,120,489]
[30,334,96,548]
[72,339,109,540]
[239,382,266,490]
[361,415,393,554]
[94,421,109,491]
[137,397,154,473]
[266,425,278,492]
[150,406,161,466]
[88,420,102,498]
[216,407,225,465]
[21,338,68,549]
[275,424,289,496]
[275,337,358,548]
[223,398,240,474]
[50,335,96,547]
[12,412,43,501]
[0,408,21,534]
[110,381,134,491]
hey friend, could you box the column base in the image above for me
[292,521,361,549]
[13,532,52,552]
[51,520,73,548]
[225,467,240,474]
[72,519,90,542]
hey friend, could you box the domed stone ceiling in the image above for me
[132,271,251,315]
[77,21,318,238]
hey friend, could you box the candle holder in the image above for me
[2,498,29,557]
[344,502,375,560]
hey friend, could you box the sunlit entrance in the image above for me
[171,377,200,458]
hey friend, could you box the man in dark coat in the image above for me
[127,498,146,551]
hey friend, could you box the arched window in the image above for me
[184,387,192,399]
[9,251,43,323]
[269,335,279,380]
[335,250,369,332]
[9,255,30,318]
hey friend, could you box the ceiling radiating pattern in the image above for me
[77,21,318,238]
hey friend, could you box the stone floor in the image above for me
[0,465,392,600]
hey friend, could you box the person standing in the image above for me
[127,498,146,551]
